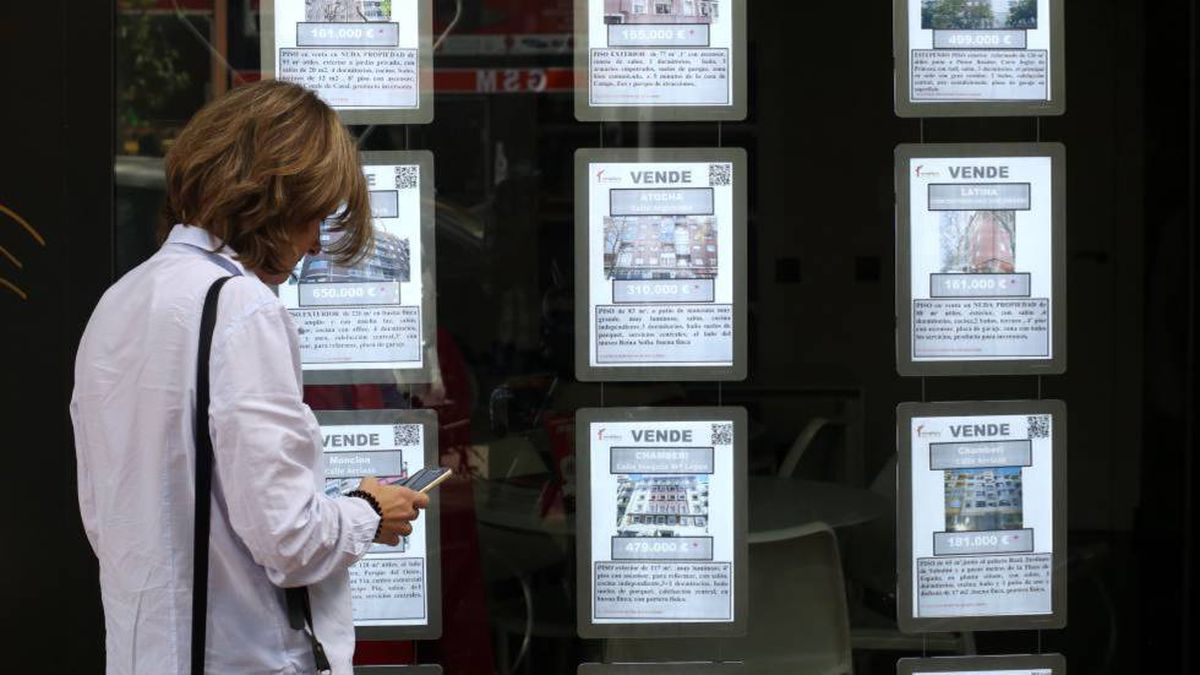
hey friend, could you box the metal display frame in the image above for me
[579,664,747,674]
[575,407,749,639]
[897,400,1068,633]
[897,653,1066,674]
[574,148,748,382]
[893,0,1066,117]
[316,408,442,641]
[573,0,748,121]
[300,151,438,386]
[895,143,1067,377]
[261,0,434,124]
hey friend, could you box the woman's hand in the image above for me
[356,477,430,546]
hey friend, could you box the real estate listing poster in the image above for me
[575,148,747,382]
[579,664,747,674]
[897,654,1066,675]
[262,0,433,124]
[574,0,747,121]
[896,143,1065,377]
[898,401,1066,633]
[576,407,748,639]
[894,0,1064,116]
[317,409,442,640]
[280,151,437,385]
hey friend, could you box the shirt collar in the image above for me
[165,224,250,276]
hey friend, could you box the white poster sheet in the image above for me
[895,0,1064,116]
[318,410,441,639]
[575,148,747,382]
[897,654,1066,675]
[898,401,1066,632]
[575,0,746,120]
[897,144,1065,376]
[264,0,433,124]
[576,407,747,638]
[281,151,436,385]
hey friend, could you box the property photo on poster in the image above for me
[264,0,432,123]
[316,410,441,638]
[921,0,1038,30]
[896,143,1065,376]
[898,401,1066,632]
[576,408,747,638]
[576,148,747,382]
[896,0,1063,115]
[278,152,436,384]
[576,0,746,119]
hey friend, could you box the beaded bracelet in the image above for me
[345,489,383,541]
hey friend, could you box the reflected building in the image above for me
[301,226,411,283]
[603,0,719,24]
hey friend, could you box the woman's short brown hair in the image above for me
[162,80,372,275]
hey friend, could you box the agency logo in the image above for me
[595,169,621,185]
[596,427,623,442]
[916,424,941,439]
[1,202,46,302]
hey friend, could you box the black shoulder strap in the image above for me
[191,274,331,675]
[192,275,235,675]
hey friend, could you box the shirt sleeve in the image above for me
[207,294,379,588]
[69,392,100,554]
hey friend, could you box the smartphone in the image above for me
[402,467,453,494]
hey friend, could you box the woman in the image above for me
[70,80,426,674]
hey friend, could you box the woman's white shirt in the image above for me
[70,225,379,674]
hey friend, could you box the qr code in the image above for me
[394,165,420,190]
[709,163,732,186]
[393,424,422,446]
[711,423,734,445]
[1027,415,1051,439]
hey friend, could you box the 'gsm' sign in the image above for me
[476,69,548,93]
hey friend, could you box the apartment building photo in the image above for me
[603,0,719,25]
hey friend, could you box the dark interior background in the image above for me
[0,0,1195,672]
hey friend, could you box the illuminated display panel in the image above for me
[897,654,1065,675]
[317,409,442,641]
[280,151,437,385]
[894,0,1065,116]
[898,401,1066,633]
[575,148,747,382]
[896,143,1066,376]
[574,0,747,121]
[262,0,433,124]
[576,407,748,638]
